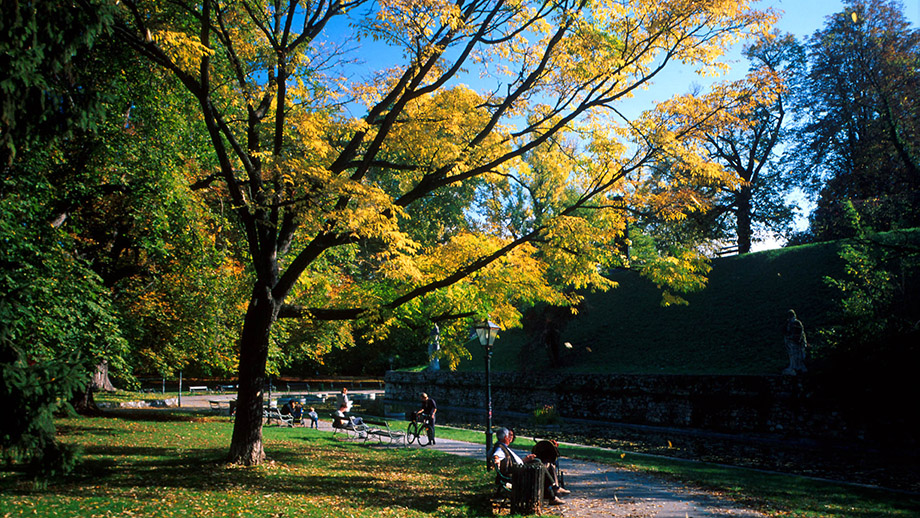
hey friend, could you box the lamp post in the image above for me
[475,318,501,468]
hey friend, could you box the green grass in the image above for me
[94,390,178,403]
[2,415,917,517]
[458,240,845,374]
[0,412,508,518]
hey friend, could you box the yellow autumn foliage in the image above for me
[114,0,781,377]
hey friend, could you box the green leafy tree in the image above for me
[0,0,128,479]
[818,204,920,361]
[794,0,920,241]
[0,0,116,164]
[2,2,246,478]
[0,170,127,479]
[816,204,920,445]
[36,33,248,381]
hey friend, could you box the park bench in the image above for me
[209,400,233,416]
[330,413,368,440]
[188,385,210,394]
[361,417,406,447]
[216,384,236,393]
[285,382,311,392]
[264,407,294,427]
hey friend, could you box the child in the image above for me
[308,407,319,429]
[291,401,304,426]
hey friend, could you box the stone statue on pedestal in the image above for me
[428,323,440,371]
[782,309,808,375]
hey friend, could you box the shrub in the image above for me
[532,404,563,426]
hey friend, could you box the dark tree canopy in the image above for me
[794,0,920,241]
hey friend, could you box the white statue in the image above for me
[428,323,440,371]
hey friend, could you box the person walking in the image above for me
[307,407,319,429]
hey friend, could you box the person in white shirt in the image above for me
[491,427,568,505]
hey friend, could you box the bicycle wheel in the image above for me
[417,424,431,446]
[406,422,418,444]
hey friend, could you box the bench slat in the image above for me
[359,418,406,447]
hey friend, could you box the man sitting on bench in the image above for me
[333,404,363,428]
[491,427,567,505]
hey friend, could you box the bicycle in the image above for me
[406,412,433,446]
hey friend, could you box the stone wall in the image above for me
[384,371,863,442]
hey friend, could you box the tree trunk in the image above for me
[227,285,278,465]
[71,383,102,416]
[92,360,116,392]
[736,185,753,254]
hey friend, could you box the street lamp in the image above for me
[475,318,501,468]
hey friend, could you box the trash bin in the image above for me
[510,463,544,515]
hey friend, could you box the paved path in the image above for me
[180,395,767,517]
[313,421,766,518]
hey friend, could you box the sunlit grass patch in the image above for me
[0,414,496,518]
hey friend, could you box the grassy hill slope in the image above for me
[459,241,845,375]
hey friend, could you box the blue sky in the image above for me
[634,0,920,111]
[776,0,919,34]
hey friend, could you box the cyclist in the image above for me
[414,392,437,445]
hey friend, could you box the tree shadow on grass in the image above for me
[8,423,494,516]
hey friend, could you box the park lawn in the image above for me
[0,412,504,518]
[93,390,178,403]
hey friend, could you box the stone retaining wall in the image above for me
[384,371,863,442]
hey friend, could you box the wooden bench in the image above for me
[188,385,210,394]
[362,417,406,447]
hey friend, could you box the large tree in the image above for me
[106,0,774,464]
[795,0,920,241]
[0,0,126,477]
[700,33,803,253]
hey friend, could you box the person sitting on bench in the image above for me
[491,427,566,505]
[333,404,363,428]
